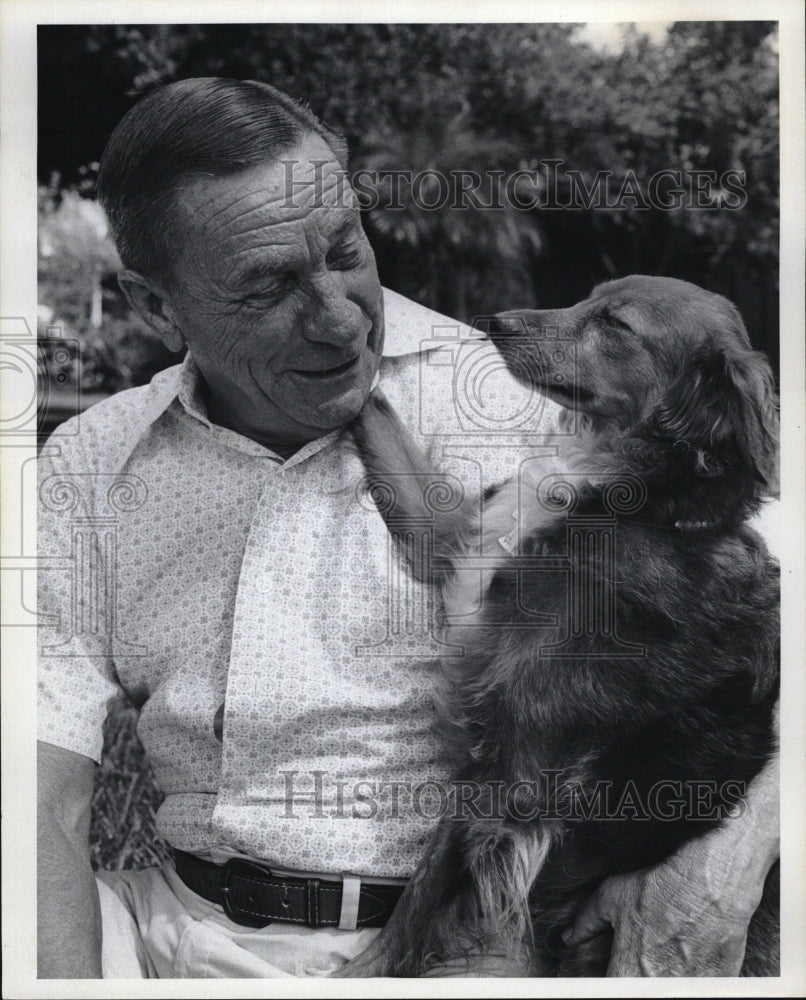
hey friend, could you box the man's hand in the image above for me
[562,865,754,976]
[562,749,780,976]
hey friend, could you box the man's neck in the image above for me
[200,382,321,459]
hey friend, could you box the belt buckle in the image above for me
[221,856,277,928]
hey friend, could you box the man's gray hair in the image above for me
[97,77,349,282]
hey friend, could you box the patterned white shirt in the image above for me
[38,288,563,878]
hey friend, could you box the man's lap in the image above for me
[96,864,380,978]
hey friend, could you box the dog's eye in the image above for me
[602,312,633,334]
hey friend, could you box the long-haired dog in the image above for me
[340,275,779,977]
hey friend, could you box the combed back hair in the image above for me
[97,77,349,282]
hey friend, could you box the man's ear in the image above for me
[117,270,185,352]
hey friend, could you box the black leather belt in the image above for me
[173,849,406,929]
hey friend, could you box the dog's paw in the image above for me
[353,388,395,433]
[331,943,393,978]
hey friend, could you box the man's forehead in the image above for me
[175,138,357,236]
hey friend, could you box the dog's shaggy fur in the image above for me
[341,276,779,977]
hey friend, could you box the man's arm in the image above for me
[37,740,102,978]
[563,744,780,976]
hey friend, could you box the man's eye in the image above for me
[244,277,294,306]
[327,245,363,270]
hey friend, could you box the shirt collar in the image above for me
[111,358,188,472]
[111,287,482,472]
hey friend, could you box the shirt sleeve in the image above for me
[37,422,124,763]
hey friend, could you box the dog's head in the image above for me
[488,275,779,497]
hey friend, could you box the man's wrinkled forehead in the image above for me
[174,137,358,241]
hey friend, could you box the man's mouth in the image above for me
[292,356,361,380]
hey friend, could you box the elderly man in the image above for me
[37,77,779,979]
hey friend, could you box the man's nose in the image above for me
[300,271,366,348]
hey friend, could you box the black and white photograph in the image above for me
[1,1,804,995]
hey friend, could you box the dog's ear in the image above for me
[649,346,779,495]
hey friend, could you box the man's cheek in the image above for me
[352,253,382,301]
[353,267,384,336]
[204,317,275,381]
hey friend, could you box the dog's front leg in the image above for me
[333,819,467,977]
[334,813,552,977]
[351,390,477,582]
[333,814,527,977]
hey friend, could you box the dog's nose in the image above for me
[474,313,528,340]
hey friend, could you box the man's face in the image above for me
[164,134,384,451]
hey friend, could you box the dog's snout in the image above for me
[477,312,531,342]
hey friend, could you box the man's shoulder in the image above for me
[40,363,183,474]
[379,292,560,437]
[378,292,564,487]
[381,287,479,358]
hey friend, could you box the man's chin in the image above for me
[303,382,372,433]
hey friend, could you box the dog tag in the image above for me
[498,508,519,553]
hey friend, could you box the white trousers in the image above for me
[96,863,381,978]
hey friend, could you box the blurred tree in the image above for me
[354,81,543,318]
[39,184,121,330]
[38,182,178,394]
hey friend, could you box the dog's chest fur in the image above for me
[441,449,583,639]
